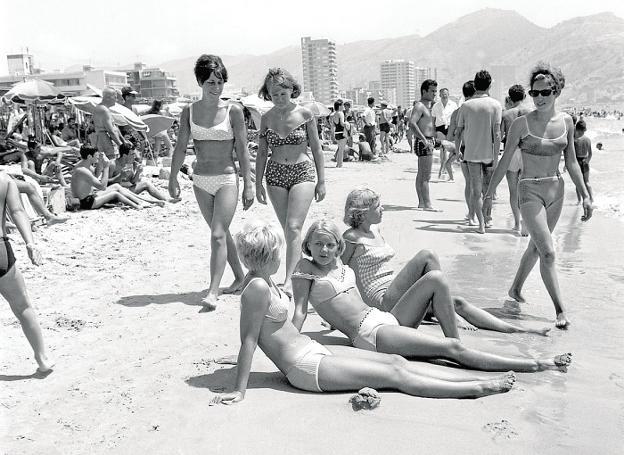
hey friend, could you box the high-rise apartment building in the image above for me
[414,67,438,95]
[301,36,338,105]
[380,60,415,107]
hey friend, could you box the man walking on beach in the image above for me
[363,97,377,159]
[454,70,501,233]
[94,87,129,159]
[409,79,438,211]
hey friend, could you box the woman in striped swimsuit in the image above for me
[342,188,551,336]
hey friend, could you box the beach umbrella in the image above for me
[68,96,149,132]
[141,114,174,138]
[240,94,273,114]
[4,79,65,104]
[299,100,331,117]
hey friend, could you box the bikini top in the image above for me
[292,264,357,306]
[518,115,567,157]
[261,118,310,148]
[344,239,395,289]
[243,277,289,323]
[189,103,234,141]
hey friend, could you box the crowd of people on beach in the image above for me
[2,53,596,404]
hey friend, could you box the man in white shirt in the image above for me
[362,97,377,158]
[431,88,458,139]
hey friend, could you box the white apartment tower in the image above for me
[380,60,415,107]
[301,36,338,105]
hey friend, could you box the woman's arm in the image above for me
[562,115,592,221]
[485,117,523,198]
[292,262,313,332]
[230,104,254,210]
[341,230,359,265]
[168,106,191,198]
[255,114,269,204]
[305,110,326,202]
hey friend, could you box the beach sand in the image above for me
[1,146,623,454]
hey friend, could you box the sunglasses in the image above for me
[528,89,554,97]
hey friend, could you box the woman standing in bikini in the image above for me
[485,62,592,328]
[169,55,254,309]
[255,68,326,295]
[331,99,347,168]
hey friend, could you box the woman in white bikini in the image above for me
[169,55,254,309]
[255,68,325,295]
[292,220,572,372]
[485,62,593,329]
[210,222,517,405]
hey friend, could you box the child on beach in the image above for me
[0,172,54,374]
[292,220,571,373]
[210,221,517,405]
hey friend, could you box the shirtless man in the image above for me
[22,139,67,186]
[93,87,130,159]
[409,79,438,210]
[71,145,143,210]
[0,171,54,373]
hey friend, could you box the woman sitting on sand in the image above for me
[485,62,593,329]
[341,187,549,335]
[292,220,572,373]
[255,68,326,295]
[210,221,517,405]
[169,54,254,309]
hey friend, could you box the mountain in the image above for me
[158,9,624,105]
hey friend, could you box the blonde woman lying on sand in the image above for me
[210,222,517,404]
[292,221,572,373]
[342,187,550,336]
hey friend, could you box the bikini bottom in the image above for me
[193,173,238,196]
[265,160,316,191]
[0,237,16,278]
[518,174,564,208]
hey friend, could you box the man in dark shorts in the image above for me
[409,79,439,210]
[362,97,377,159]
[573,119,594,203]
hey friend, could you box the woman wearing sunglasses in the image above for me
[485,62,592,329]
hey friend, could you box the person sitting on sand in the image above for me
[109,143,179,203]
[210,221,517,405]
[22,138,67,187]
[61,117,81,147]
[341,188,550,335]
[71,145,145,210]
[0,171,54,374]
[292,220,571,373]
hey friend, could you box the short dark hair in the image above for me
[462,80,476,98]
[27,138,40,151]
[529,61,565,95]
[367,97,375,106]
[119,142,134,156]
[258,68,301,101]
[474,70,492,91]
[194,54,228,86]
[420,79,437,95]
[80,145,98,160]
[575,119,587,131]
[508,84,525,103]
[333,99,343,111]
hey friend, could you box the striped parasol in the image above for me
[68,96,149,132]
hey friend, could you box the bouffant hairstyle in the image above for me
[194,54,228,86]
[529,61,565,95]
[235,222,284,271]
[344,187,380,228]
[302,220,345,257]
[258,68,301,101]
[508,84,525,103]
[474,70,492,91]
[333,99,343,111]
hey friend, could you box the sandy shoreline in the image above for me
[1,145,623,454]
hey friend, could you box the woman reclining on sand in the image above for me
[210,222,517,404]
[292,220,571,373]
[341,187,549,335]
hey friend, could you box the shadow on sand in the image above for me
[186,367,308,395]
[116,290,228,313]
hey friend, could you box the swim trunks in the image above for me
[435,125,449,136]
[415,137,435,157]
[379,123,390,133]
[79,194,96,210]
[576,157,590,174]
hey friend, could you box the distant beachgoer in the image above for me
[404,101,415,153]
[22,139,67,186]
[343,101,355,148]
[596,142,603,151]
[409,79,438,211]
[485,62,593,329]
[378,101,391,156]
[61,117,81,147]
[0,172,54,374]
[362,97,377,157]
[168,54,254,309]
[94,87,129,159]
[573,119,594,203]
[331,99,347,168]
[210,221,518,404]
[292,220,571,372]
[431,88,458,179]
[255,67,325,295]
[501,84,533,235]
[144,99,174,158]
[341,188,550,335]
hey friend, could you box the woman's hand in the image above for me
[168,177,180,199]
[209,391,244,406]
[242,186,255,210]
[256,184,267,204]
[581,197,593,221]
[26,244,42,266]
[315,181,326,202]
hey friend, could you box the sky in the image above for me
[1,0,622,75]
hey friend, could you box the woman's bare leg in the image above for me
[92,191,141,209]
[382,249,440,310]
[376,325,571,372]
[506,170,522,231]
[0,266,54,372]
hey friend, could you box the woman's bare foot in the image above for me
[35,355,55,374]
[526,326,551,336]
[456,315,478,332]
[222,278,245,295]
[508,288,526,303]
[480,371,516,396]
[201,292,219,311]
[555,312,571,329]
[537,353,573,372]
[168,197,182,203]
[46,214,69,225]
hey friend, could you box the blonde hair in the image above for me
[302,220,345,257]
[344,187,380,228]
[235,222,283,271]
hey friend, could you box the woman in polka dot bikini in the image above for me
[256,68,326,295]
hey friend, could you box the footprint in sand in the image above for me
[482,419,519,440]
[609,373,624,389]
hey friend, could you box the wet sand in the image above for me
[1,145,623,454]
